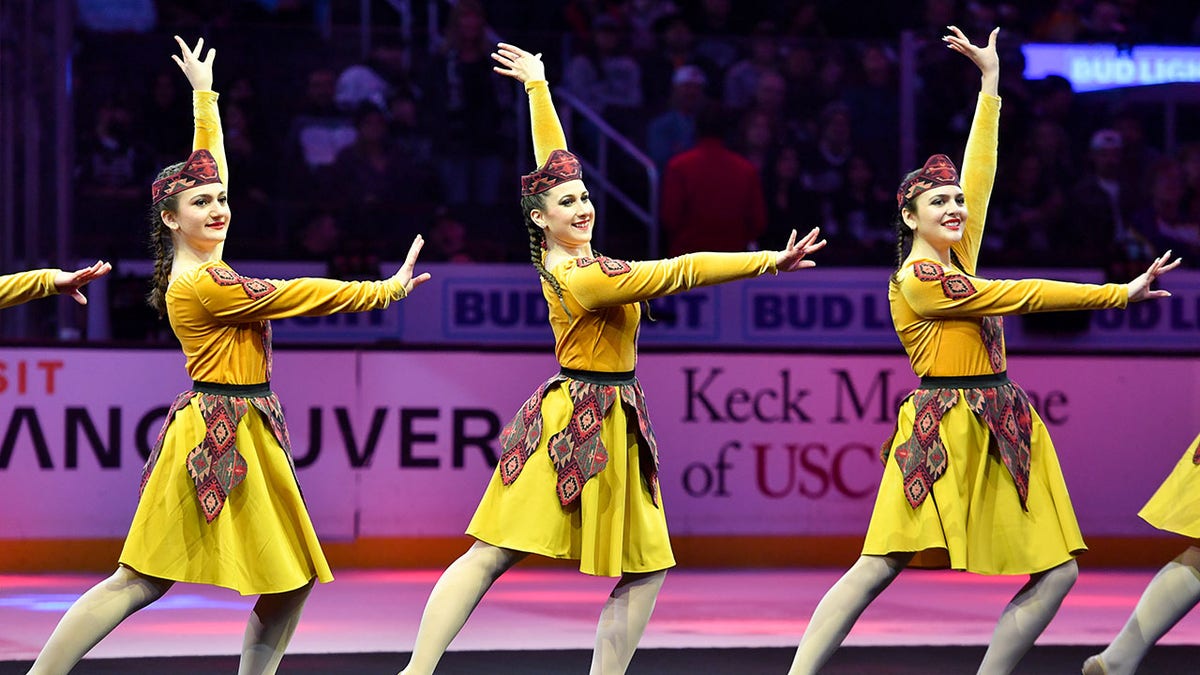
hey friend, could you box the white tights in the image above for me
[26,566,313,675]
[1085,546,1200,675]
[399,541,666,675]
[789,554,1078,675]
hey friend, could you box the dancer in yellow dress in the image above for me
[0,262,111,309]
[27,36,429,675]
[1084,432,1200,675]
[788,27,1181,675]
[397,42,825,675]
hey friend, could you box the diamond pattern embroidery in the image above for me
[206,265,278,300]
[140,388,294,523]
[577,255,632,277]
[496,373,662,508]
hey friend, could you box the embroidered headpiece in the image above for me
[521,149,583,196]
[151,149,222,205]
[896,153,959,208]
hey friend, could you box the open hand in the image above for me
[775,227,827,272]
[943,26,999,79]
[171,35,215,91]
[391,235,432,296]
[492,42,546,84]
[1127,250,1182,302]
[54,260,112,305]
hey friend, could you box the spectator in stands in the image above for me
[797,102,856,208]
[618,0,680,55]
[336,39,416,114]
[1068,128,1141,269]
[760,144,815,251]
[992,153,1065,266]
[843,44,899,177]
[330,107,440,250]
[141,69,191,166]
[564,14,644,133]
[421,0,510,206]
[732,107,777,175]
[645,64,708,174]
[1113,108,1164,194]
[824,154,895,265]
[780,43,821,140]
[1181,142,1200,222]
[284,67,356,180]
[1131,159,1200,262]
[723,21,781,113]
[639,12,719,110]
[661,104,767,256]
[76,98,155,256]
[684,0,746,72]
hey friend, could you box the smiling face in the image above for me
[904,185,967,253]
[161,182,230,253]
[530,179,594,251]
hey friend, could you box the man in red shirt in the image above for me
[660,104,767,256]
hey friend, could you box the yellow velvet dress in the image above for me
[0,269,59,309]
[467,80,778,577]
[1138,432,1200,538]
[118,91,408,595]
[862,93,1130,575]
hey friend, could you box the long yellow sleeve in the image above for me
[953,93,1000,275]
[525,80,568,166]
[899,262,1127,319]
[192,90,227,187]
[0,269,58,309]
[193,263,404,323]
[565,251,776,311]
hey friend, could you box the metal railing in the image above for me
[524,88,661,258]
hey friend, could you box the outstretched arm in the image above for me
[171,36,228,188]
[0,262,111,309]
[493,42,568,165]
[944,26,999,275]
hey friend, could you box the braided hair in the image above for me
[146,161,183,318]
[521,192,572,318]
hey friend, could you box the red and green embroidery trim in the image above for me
[882,381,1033,509]
[498,373,660,507]
[140,389,295,523]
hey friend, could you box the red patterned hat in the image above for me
[521,149,583,196]
[896,154,959,208]
[151,149,222,204]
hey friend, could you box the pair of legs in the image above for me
[789,552,1079,675]
[27,565,314,675]
[400,540,667,675]
[1084,545,1200,675]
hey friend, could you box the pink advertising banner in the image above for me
[0,349,1195,540]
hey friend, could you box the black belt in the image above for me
[191,380,272,396]
[918,372,1009,389]
[558,367,636,386]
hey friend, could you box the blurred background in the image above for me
[1,0,1198,344]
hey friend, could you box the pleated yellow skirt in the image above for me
[863,395,1085,575]
[119,397,333,595]
[467,382,676,577]
[1139,432,1200,538]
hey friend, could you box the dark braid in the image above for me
[521,193,572,318]
[146,162,183,317]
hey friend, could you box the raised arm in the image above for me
[944,26,999,275]
[171,36,228,188]
[493,42,568,165]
